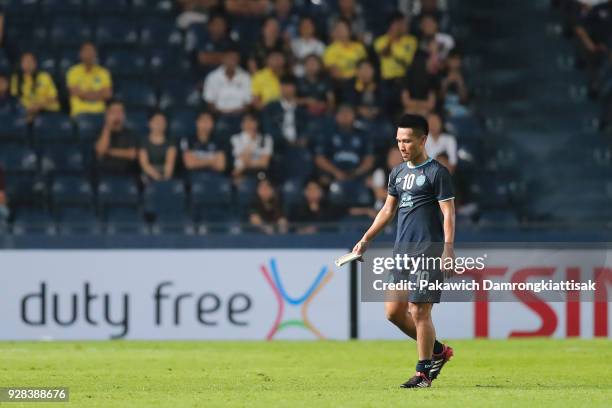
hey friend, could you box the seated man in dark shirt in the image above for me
[314,104,374,183]
[296,54,335,117]
[95,100,139,177]
[181,111,226,175]
[262,75,308,148]
[191,13,234,75]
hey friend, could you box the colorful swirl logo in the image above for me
[260,258,333,340]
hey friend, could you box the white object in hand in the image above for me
[334,252,363,267]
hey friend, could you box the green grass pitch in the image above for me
[2,339,611,407]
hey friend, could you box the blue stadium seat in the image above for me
[4,174,45,206]
[40,0,85,16]
[235,177,258,216]
[97,177,140,208]
[0,113,28,143]
[169,108,197,139]
[131,0,174,16]
[189,172,232,207]
[57,48,80,74]
[328,180,372,207]
[51,175,94,208]
[0,145,38,174]
[40,146,85,176]
[140,19,184,50]
[12,209,57,236]
[74,114,104,143]
[104,50,148,79]
[103,207,149,235]
[95,18,139,48]
[158,81,201,111]
[56,207,101,235]
[478,209,520,228]
[149,48,191,80]
[124,109,150,136]
[143,180,187,221]
[281,179,303,215]
[50,17,93,47]
[33,113,76,145]
[114,82,157,110]
[87,0,130,16]
[283,146,314,183]
[35,48,58,75]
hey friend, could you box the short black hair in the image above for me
[396,114,428,136]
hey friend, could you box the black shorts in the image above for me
[388,266,443,303]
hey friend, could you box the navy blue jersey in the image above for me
[387,158,454,251]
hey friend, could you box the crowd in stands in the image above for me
[0,0,473,234]
[556,0,612,131]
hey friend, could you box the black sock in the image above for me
[433,340,444,355]
[416,359,432,376]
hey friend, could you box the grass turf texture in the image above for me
[1,339,611,407]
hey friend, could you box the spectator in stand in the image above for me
[374,12,418,83]
[328,0,369,43]
[0,165,8,224]
[139,111,177,182]
[574,0,612,95]
[411,0,450,36]
[249,178,288,234]
[181,111,226,174]
[0,73,23,116]
[10,52,60,122]
[425,112,457,173]
[203,47,252,115]
[176,0,219,30]
[323,19,367,82]
[342,59,384,122]
[248,17,288,73]
[291,179,339,233]
[272,0,300,40]
[192,13,233,75]
[314,105,374,183]
[401,53,438,116]
[95,100,139,177]
[263,75,308,147]
[230,112,273,182]
[296,54,335,117]
[417,14,455,76]
[440,49,470,117]
[370,146,403,211]
[291,16,325,77]
[225,0,270,16]
[66,42,112,117]
[252,50,286,110]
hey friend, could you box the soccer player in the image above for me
[352,114,455,388]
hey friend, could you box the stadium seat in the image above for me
[103,207,149,235]
[131,0,174,16]
[328,181,372,208]
[74,114,104,143]
[0,145,38,174]
[140,19,184,50]
[158,81,201,111]
[4,173,45,206]
[169,108,198,139]
[51,175,94,209]
[143,180,187,222]
[235,177,258,217]
[190,172,232,208]
[0,113,28,143]
[40,146,85,176]
[57,48,80,74]
[56,207,101,235]
[104,50,148,80]
[281,179,303,215]
[95,18,139,48]
[283,146,314,183]
[11,208,57,236]
[149,48,191,81]
[114,82,158,110]
[87,0,130,16]
[40,0,85,16]
[124,109,150,136]
[50,17,93,47]
[33,114,76,145]
[97,177,140,208]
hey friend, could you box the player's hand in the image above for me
[352,240,369,257]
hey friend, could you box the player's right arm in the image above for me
[352,194,398,256]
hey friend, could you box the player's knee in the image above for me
[386,308,404,325]
[408,303,431,322]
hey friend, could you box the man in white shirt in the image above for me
[203,47,252,115]
[425,112,457,173]
[230,113,273,181]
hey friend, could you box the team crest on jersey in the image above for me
[399,192,413,208]
[396,176,402,184]
[416,174,426,186]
